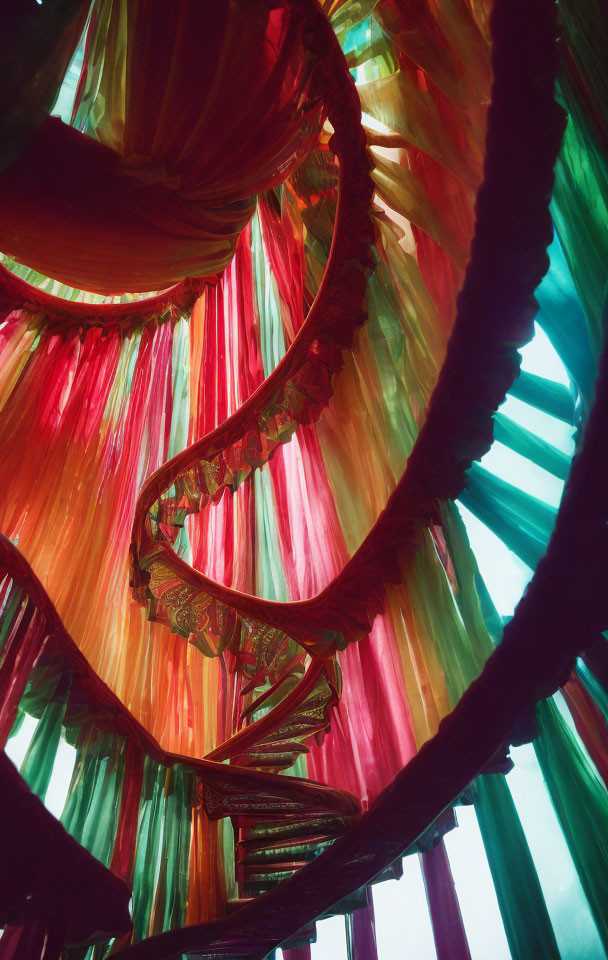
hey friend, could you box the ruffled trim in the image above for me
[150,320,606,958]
[130,0,375,659]
[130,0,565,666]
[0,266,214,335]
[0,532,359,820]
[113,2,606,948]
[0,0,581,947]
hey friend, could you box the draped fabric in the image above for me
[0,0,324,293]
[0,0,607,959]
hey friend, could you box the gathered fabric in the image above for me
[0,0,324,294]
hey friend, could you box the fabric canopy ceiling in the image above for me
[0,0,324,293]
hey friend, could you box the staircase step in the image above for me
[239,813,358,842]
